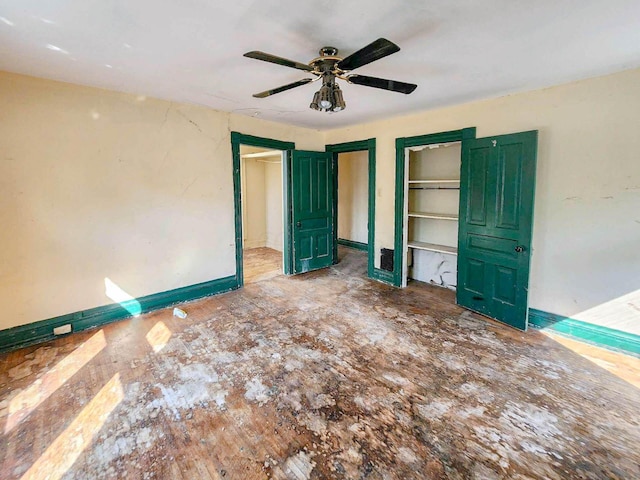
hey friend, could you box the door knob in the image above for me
[515,245,524,253]
[296,221,302,228]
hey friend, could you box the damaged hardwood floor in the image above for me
[1,248,639,479]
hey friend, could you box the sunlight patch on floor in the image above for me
[20,373,124,480]
[146,321,172,353]
[543,331,640,389]
[5,330,107,434]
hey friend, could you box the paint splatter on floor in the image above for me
[1,248,639,479]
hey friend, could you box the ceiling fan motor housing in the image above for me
[310,47,343,77]
[319,46,338,57]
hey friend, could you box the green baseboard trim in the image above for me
[0,275,238,354]
[371,268,395,286]
[529,308,640,358]
[337,238,368,252]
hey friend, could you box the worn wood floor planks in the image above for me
[1,248,639,479]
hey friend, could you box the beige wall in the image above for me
[241,157,267,249]
[338,151,368,244]
[0,71,322,330]
[265,160,283,251]
[3,67,639,331]
[240,152,283,252]
[326,68,640,319]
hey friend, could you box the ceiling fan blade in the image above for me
[337,38,400,71]
[253,78,313,98]
[347,74,417,94]
[244,51,314,72]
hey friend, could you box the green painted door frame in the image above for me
[393,128,477,287]
[231,132,295,287]
[326,139,377,279]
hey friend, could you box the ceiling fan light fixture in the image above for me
[332,84,346,112]
[318,84,333,110]
[310,90,321,110]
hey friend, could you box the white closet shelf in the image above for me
[408,241,458,255]
[408,211,459,221]
[408,179,460,184]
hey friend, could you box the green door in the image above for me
[291,150,334,274]
[457,131,537,330]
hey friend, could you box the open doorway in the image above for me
[240,146,284,284]
[337,150,369,273]
[327,139,378,280]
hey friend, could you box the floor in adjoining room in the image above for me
[1,248,639,479]
[244,247,283,285]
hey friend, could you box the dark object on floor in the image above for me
[380,247,394,272]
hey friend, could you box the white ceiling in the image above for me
[1,0,639,130]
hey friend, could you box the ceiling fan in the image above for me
[243,38,417,113]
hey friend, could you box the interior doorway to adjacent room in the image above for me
[240,146,285,284]
[337,150,369,273]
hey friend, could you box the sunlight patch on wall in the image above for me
[5,330,107,434]
[20,373,124,480]
[104,277,141,316]
[573,289,640,334]
[146,321,172,353]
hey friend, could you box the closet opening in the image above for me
[402,141,462,289]
[240,146,285,284]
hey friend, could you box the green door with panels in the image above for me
[457,131,537,330]
[291,150,334,274]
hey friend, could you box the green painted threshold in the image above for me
[337,238,368,252]
[529,308,640,358]
[0,275,239,354]
[370,268,395,286]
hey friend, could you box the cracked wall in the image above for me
[0,71,324,330]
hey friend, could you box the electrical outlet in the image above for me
[53,324,72,335]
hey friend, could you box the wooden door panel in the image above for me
[466,146,490,225]
[465,258,486,295]
[298,236,313,261]
[467,233,518,257]
[494,265,518,305]
[316,232,330,257]
[314,158,330,213]
[496,142,523,230]
[292,150,334,274]
[297,157,313,212]
[457,131,537,330]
